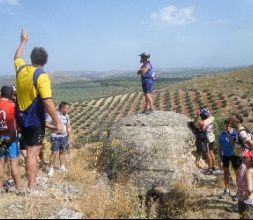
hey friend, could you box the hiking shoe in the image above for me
[27,189,47,197]
[16,188,26,196]
[243,198,253,205]
[220,190,231,199]
[6,179,14,187]
[146,109,155,115]
[225,205,239,213]
[204,169,214,175]
[48,168,54,177]
[3,179,14,191]
[58,166,66,173]
[141,108,149,114]
[232,192,240,202]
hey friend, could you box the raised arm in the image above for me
[14,29,29,59]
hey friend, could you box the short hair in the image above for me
[30,47,48,66]
[224,118,230,125]
[59,101,69,110]
[232,113,243,124]
[0,86,14,99]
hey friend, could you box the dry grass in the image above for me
[0,142,242,219]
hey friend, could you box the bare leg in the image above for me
[144,93,150,110]
[246,166,253,199]
[207,152,213,169]
[26,146,41,189]
[210,150,216,168]
[10,159,21,190]
[146,93,154,110]
[49,152,58,169]
[0,158,5,188]
[21,150,27,160]
[224,167,230,190]
[59,150,65,167]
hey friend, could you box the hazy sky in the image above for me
[0,0,253,74]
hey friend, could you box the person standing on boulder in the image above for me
[14,29,63,195]
[137,52,156,114]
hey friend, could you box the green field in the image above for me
[52,77,190,103]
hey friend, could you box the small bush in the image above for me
[228,93,235,97]
[221,100,227,108]
[241,94,248,99]
[241,110,249,118]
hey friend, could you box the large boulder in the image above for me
[102,111,201,194]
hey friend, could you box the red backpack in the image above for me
[0,99,17,145]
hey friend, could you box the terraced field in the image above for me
[68,82,253,146]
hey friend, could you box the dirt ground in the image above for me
[0,145,240,219]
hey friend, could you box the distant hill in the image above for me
[0,66,243,86]
[52,66,240,82]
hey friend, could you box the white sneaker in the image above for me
[59,166,66,172]
[48,168,54,177]
[27,189,47,197]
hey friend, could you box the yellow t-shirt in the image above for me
[14,58,52,111]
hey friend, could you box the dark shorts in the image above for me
[201,141,214,153]
[51,136,68,152]
[222,156,242,170]
[20,125,45,147]
[238,201,253,219]
[19,136,27,151]
[142,79,154,94]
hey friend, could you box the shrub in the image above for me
[241,94,248,99]
[221,100,227,108]
[228,93,235,97]
[241,110,249,118]
[238,105,244,110]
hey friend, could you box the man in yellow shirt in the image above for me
[14,29,63,195]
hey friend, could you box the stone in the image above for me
[102,111,201,194]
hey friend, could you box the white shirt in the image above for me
[46,111,70,138]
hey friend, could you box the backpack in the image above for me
[0,104,16,147]
[238,127,253,150]
[15,66,46,128]
[148,64,157,81]
[142,63,157,81]
[199,129,209,143]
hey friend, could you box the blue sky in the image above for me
[0,0,253,74]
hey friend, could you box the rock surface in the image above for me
[48,208,83,219]
[106,111,201,194]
